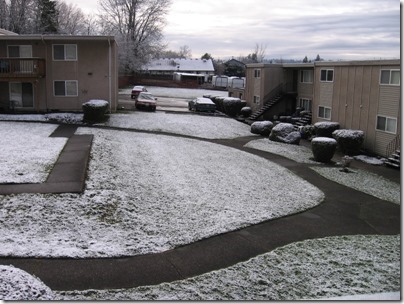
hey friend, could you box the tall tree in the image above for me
[57,2,96,35]
[37,0,58,33]
[99,0,172,73]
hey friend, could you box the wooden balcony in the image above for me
[0,58,46,79]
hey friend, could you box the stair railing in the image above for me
[385,134,400,157]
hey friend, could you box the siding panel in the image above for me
[378,86,400,117]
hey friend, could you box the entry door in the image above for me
[10,83,34,108]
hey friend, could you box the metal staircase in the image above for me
[247,94,283,121]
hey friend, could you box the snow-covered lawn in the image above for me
[0,128,324,258]
[310,167,400,204]
[105,112,255,139]
[0,122,67,183]
[120,86,228,99]
[244,138,319,164]
[55,234,400,301]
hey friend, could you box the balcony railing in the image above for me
[0,58,46,78]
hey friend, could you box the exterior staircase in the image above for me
[245,94,284,125]
[385,149,400,169]
[293,111,312,128]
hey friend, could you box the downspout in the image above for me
[108,38,112,114]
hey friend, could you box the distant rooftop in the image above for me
[0,28,18,36]
[143,58,215,72]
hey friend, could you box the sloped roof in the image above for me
[0,28,18,35]
[143,58,215,72]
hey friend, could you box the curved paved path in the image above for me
[0,122,400,291]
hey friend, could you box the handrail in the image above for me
[262,83,283,105]
[386,134,400,157]
[0,58,46,78]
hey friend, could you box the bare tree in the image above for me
[179,45,191,58]
[252,43,267,63]
[98,0,172,73]
[57,2,86,34]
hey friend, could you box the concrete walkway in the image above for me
[0,123,400,292]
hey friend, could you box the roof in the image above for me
[0,34,115,41]
[143,58,215,72]
[0,28,18,36]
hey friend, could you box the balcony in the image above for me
[0,58,46,79]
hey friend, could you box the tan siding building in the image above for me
[0,35,118,113]
[244,59,400,157]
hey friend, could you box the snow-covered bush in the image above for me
[251,121,273,136]
[314,121,340,138]
[311,137,338,163]
[82,99,109,123]
[222,97,247,117]
[332,129,365,156]
[269,123,300,145]
[240,106,252,117]
[300,124,315,140]
[0,265,54,300]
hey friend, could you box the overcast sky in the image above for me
[64,0,400,61]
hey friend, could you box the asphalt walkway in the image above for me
[0,123,400,291]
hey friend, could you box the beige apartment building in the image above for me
[241,59,400,157]
[0,34,118,113]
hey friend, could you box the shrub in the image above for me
[240,106,252,117]
[300,124,315,140]
[311,137,338,163]
[251,121,273,136]
[332,129,365,156]
[222,97,247,117]
[269,123,295,142]
[314,121,340,137]
[82,99,109,123]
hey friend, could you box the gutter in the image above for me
[108,38,112,114]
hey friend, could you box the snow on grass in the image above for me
[55,234,400,301]
[310,167,400,204]
[244,138,319,164]
[120,86,228,99]
[0,122,67,183]
[0,113,84,124]
[105,112,255,139]
[354,155,385,165]
[0,128,324,258]
[0,265,54,300]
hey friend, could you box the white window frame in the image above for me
[253,95,260,105]
[320,69,334,82]
[318,105,331,120]
[54,80,78,97]
[300,70,313,83]
[299,98,312,111]
[254,69,261,78]
[53,44,77,61]
[380,69,400,86]
[376,115,397,134]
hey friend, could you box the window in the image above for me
[53,44,77,60]
[299,98,312,111]
[253,96,260,105]
[254,69,261,78]
[380,70,400,85]
[318,106,331,119]
[300,70,313,83]
[54,80,78,96]
[376,115,397,134]
[320,69,334,82]
[8,45,32,58]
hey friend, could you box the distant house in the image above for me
[0,34,118,113]
[224,58,246,77]
[143,58,215,77]
[241,59,401,158]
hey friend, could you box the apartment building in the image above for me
[0,34,118,113]
[242,59,400,157]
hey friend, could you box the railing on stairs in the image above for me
[248,84,284,121]
[386,134,400,158]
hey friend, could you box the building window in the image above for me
[53,44,77,61]
[253,96,260,105]
[376,115,397,134]
[300,70,313,83]
[54,80,78,96]
[299,98,312,111]
[254,69,261,78]
[380,70,400,85]
[318,106,331,120]
[320,69,334,82]
[8,45,32,58]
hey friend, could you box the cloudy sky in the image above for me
[64,0,400,61]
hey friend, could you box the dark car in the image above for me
[135,92,157,111]
[188,97,216,112]
[131,85,148,99]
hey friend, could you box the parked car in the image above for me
[188,97,216,112]
[131,85,148,99]
[135,92,157,111]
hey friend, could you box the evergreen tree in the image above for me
[38,0,58,34]
[302,56,308,63]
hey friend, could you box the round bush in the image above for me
[82,99,109,123]
[300,125,315,140]
[240,106,252,117]
[311,137,338,163]
[314,121,340,137]
[269,123,295,142]
[222,97,247,117]
[332,129,365,156]
[251,121,274,136]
